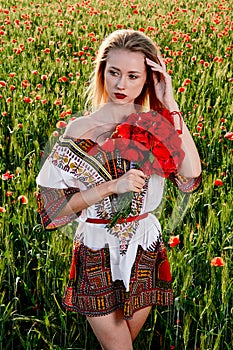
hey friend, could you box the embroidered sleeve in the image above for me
[37,186,81,230]
[169,173,202,193]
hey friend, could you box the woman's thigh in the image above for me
[87,308,133,350]
[127,306,152,341]
[87,306,152,350]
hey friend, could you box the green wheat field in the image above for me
[0,0,232,349]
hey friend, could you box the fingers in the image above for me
[115,169,147,194]
[146,57,163,69]
[145,57,168,76]
[156,52,167,70]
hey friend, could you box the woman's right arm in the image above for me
[59,169,147,216]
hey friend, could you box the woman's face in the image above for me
[104,49,147,105]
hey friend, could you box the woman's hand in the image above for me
[113,169,147,194]
[146,55,178,111]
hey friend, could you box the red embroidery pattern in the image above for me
[62,241,173,320]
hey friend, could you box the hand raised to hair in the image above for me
[146,55,178,111]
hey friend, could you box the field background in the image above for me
[0,0,232,349]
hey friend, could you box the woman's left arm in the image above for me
[176,120,201,178]
[146,56,201,178]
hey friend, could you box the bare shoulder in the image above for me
[63,114,96,139]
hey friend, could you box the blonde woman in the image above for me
[37,30,201,350]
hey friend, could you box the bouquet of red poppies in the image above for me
[93,109,185,227]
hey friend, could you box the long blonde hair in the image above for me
[86,29,163,111]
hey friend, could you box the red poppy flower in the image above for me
[56,121,67,129]
[18,195,28,204]
[58,76,68,82]
[178,87,185,93]
[23,97,32,103]
[214,179,223,186]
[21,80,30,88]
[210,257,225,266]
[0,80,7,87]
[100,138,115,152]
[224,132,233,140]
[168,235,180,247]
[2,171,14,180]
[121,148,142,162]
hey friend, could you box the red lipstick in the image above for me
[114,93,126,99]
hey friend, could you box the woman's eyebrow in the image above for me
[109,65,142,74]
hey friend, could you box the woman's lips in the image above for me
[114,93,126,99]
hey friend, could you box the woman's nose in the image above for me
[116,76,126,90]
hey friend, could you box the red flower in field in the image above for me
[52,130,60,137]
[22,80,30,88]
[0,80,7,87]
[183,78,192,86]
[32,70,38,75]
[197,123,203,132]
[41,74,48,81]
[224,132,233,140]
[178,87,185,93]
[44,48,50,53]
[55,99,62,105]
[171,37,178,43]
[168,235,180,247]
[6,191,13,197]
[2,171,14,180]
[58,76,68,82]
[9,72,16,78]
[56,120,67,129]
[18,195,28,205]
[214,179,223,187]
[10,85,15,91]
[211,257,225,266]
[0,207,6,213]
[6,97,12,103]
[23,96,32,103]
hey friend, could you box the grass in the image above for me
[0,0,232,349]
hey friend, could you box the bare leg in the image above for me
[87,306,152,349]
[87,308,133,350]
[127,306,152,341]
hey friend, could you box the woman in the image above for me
[36,30,201,350]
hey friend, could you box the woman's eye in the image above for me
[129,74,138,79]
[109,70,119,76]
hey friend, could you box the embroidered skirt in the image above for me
[62,242,173,320]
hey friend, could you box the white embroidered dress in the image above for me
[36,136,165,291]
